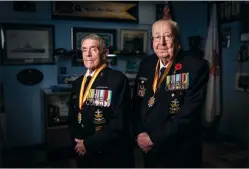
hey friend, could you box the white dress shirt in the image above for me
[85,69,96,77]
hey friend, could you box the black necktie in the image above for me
[159,67,166,78]
[84,76,92,93]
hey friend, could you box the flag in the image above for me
[204,3,221,123]
[163,1,173,20]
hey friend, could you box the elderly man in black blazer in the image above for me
[68,34,134,168]
[132,19,209,168]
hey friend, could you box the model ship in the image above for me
[11,41,45,53]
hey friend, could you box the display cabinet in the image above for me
[41,89,72,149]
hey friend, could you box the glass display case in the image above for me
[43,89,70,128]
[42,89,72,149]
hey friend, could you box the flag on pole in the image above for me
[163,1,173,20]
[204,3,221,123]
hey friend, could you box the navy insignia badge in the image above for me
[137,77,147,97]
[93,109,106,125]
[137,82,146,97]
[93,109,106,132]
[169,99,180,114]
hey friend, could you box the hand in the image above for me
[75,138,87,156]
[137,132,153,153]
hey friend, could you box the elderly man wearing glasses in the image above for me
[131,19,209,168]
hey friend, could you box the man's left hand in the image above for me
[137,132,153,153]
[75,138,87,156]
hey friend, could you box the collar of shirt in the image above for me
[159,59,170,70]
[85,69,96,77]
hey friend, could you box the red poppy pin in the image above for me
[175,63,182,71]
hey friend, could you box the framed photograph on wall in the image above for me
[120,29,148,55]
[71,27,117,50]
[1,23,55,65]
[71,27,117,66]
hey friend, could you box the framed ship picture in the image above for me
[1,23,55,65]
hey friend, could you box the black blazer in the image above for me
[132,51,209,167]
[68,67,134,167]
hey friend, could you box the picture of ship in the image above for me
[11,41,45,53]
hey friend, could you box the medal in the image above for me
[148,60,174,107]
[77,112,82,124]
[148,96,155,107]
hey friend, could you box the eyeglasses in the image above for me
[152,35,173,42]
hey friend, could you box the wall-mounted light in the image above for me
[107,54,116,58]
[1,28,4,49]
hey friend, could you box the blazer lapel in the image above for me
[142,59,160,115]
[75,75,84,112]
[81,67,107,113]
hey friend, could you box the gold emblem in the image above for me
[93,109,106,125]
[148,96,155,107]
[93,109,105,132]
[169,99,180,114]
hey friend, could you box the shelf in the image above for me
[47,125,68,130]
[108,53,147,58]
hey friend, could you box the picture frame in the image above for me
[72,27,117,50]
[120,29,148,55]
[51,1,139,23]
[71,27,117,66]
[1,23,55,65]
